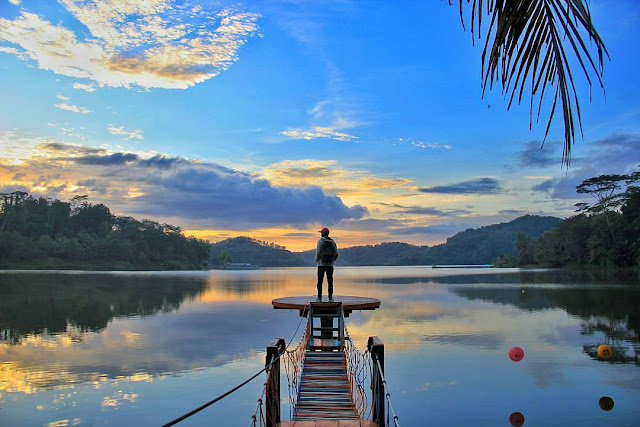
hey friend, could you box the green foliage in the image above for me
[502,170,640,269]
[427,215,562,265]
[0,194,211,270]
[209,236,306,267]
[455,0,608,165]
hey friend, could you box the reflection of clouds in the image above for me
[423,332,505,349]
[0,279,298,395]
[525,360,570,388]
[123,331,142,344]
[4,266,640,423]
[417,380,457,392]
[46,419,81,427]
[0,361,79,394]
[605,374,640,391]
[101,391,138,408]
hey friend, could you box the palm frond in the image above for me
[452,0,609,166]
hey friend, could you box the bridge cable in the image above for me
[161,313,307,427]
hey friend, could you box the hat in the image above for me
[318,227,330,234]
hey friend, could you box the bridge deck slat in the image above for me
[293,349,361,422]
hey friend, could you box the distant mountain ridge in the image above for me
[209,215,563,267]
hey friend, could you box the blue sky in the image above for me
[1,0,639,250]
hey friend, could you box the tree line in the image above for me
[495,170,640,268]
[0,193,210,270]
[210,215,562,267]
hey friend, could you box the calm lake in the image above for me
[1,267,639,426]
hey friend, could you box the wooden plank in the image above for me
[279,422,377,427]
[293,350,360,422]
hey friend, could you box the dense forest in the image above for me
[0,192,210,269]
[209,236,306,267]
[210,215,562,267]
[495,171,640,268]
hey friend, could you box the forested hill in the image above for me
[0,193,211,270]
[426,214,563,265]
[209,236,306,267]
[211,215,562,267]
[334,215,562,265]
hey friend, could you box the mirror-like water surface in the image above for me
[1,267,639,426]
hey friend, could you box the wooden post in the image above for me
[265,338,285,427]
[368,336,385,424]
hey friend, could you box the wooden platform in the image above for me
[272,296,380,316]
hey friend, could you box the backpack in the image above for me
[320,239,336,263]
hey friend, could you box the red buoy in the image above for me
[509,411,525,426]
[509,346,525,362]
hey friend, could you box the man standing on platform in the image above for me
[315,227,339,301]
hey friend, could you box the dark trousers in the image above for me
[317,266,334,298]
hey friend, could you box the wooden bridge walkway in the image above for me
[265,297,392,427]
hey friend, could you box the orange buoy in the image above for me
[597,344,613,360]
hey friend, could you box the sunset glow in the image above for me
[1,0,639,250]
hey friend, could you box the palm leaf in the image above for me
[452,0,609,165]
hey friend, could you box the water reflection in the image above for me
[451,282,640,366]
[1,267,640,426]
[0,273,207,343]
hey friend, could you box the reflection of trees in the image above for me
[445,270,640,366]
[360,268,639,286]
[0,273,207,344]
[582,318,639,365]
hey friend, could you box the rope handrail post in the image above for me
[368,335,385,424]
[265,337,285,427]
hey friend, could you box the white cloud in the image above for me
[0,2,260,90]
[56,94,70,101]
[412,141,452,150]
[0,45,26,59]
[108,125,144,140]
[8,0,21,5]
[55,102,91,114]
[72,83,96,92]
[281,126,359,142]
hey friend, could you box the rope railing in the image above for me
[248,312,309,425]
[159,312,306,427]
[283,310,310,419]
[344,325,371,419]
[372,357,400,427]
[248,368,268,426]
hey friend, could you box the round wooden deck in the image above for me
[272,295,380,316]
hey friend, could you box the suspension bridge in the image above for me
[162,295,398,427]
[251,295,399,427]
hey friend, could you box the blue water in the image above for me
[1,267,639,426]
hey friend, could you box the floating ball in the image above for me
[509,411,525,426]
[599,396,614,411]
[597,344,613,360]
[509,346,525,362]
